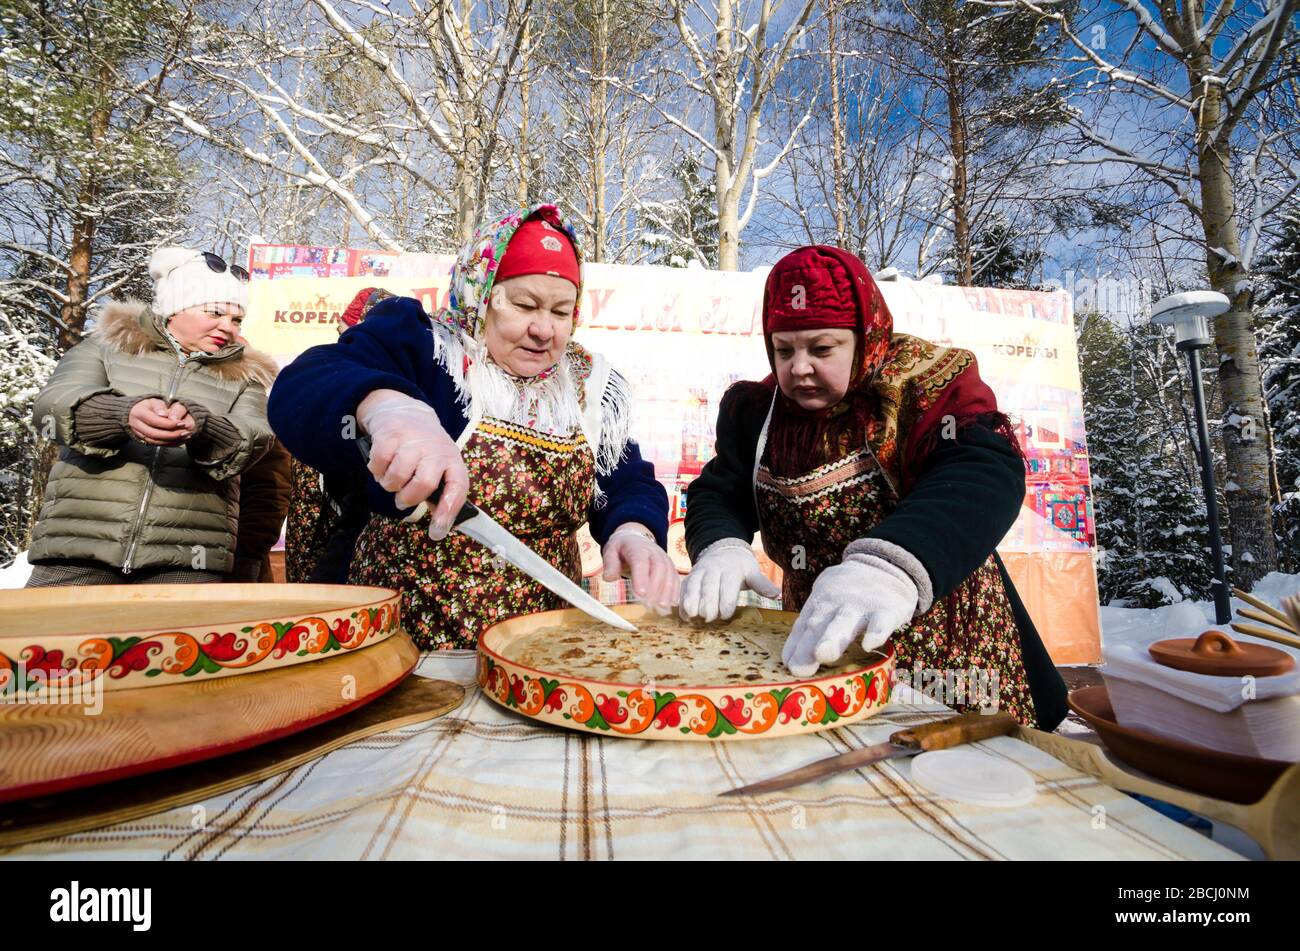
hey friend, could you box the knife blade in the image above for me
[356,435,637,633]
[455,507,638,633]
[719,711,1019,797]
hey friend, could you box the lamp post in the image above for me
[1150,291,1232,624]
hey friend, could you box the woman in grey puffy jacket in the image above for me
[25,247,276,587]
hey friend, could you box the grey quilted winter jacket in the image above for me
[28,300,277,574]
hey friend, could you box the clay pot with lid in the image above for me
[1148,629,1296,678]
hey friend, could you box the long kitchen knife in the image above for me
[357,435,637,633]
[719,711,1019,797]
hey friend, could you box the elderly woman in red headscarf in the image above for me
[270,205,676,649]
[681,246,1067,729]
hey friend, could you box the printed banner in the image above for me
[246,245,1101,664]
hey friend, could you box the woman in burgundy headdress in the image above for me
[681,245,1066,728]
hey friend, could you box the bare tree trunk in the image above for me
[62,194,95,349]
[517,17,533,207]
[454,146,478,242]
[454,0,480,241]
[60,70,111,348]
[827,0,846,247]
[589,0,609,263]
[714,0,740,270]
[1196,76,1279,583]
[942,39,972,286]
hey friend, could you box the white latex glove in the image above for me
[679,538,781,622]
[357,389,470,540]
[782,552,919,678]
[601,524,680,615]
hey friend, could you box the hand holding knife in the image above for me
[355,431,638,633]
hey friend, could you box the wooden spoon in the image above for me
[1229,622,1300,652]
[1237,606,1299,635]
[1234,587,1294,628]
[1014,727,1300,860]
[1283,596,1300,639]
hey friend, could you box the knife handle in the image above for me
[891,711,1019,751]
[356,435,478,526]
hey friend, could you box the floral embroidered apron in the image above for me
[751,399,1038,725]
[350,416,595,650]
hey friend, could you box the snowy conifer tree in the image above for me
[0,282,57,565]
[637,153,719,269]
[1258,207,1300,571]
[0,0,189,347]
[1079,313,1218,605]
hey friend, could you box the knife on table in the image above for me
[719,711,1019,797]
[356,435,637,633]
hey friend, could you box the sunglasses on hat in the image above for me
[200,251,250,282]
[157,250,249,283]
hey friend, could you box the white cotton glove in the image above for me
[679,538,781,622]
[601,524,680,615]
[782,552,919,678]
[357,389,470,540]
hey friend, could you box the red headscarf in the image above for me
[493,216,581,288]
[757,246,894,475]
[753,245,1019,484]
[761,245,894,385]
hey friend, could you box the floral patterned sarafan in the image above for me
[0,593,401,693]
[756,442,1037,725]
[476,608,894,741]
[350,416,596,650]
[285,458,327,583]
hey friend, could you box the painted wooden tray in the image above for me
[478,605,894,740]
[0,583,401,693]
[0,675,463,847]
[0,631,419,804]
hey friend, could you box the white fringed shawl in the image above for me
[430,322,634,493]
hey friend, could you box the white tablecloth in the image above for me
[1,651,1241,860]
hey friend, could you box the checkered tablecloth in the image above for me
[1,651,1241,860]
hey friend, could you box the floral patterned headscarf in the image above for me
[424,202,626,463]
[434,203,584,346]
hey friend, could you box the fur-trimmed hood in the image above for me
[93,299,278,390]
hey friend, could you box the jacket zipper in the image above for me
[121,356,190,574]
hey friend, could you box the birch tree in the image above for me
[981,0,1300,585]
[764,15,944,270]
[155,0,536,252]
[622,0,820,270]
[543,0,665,261]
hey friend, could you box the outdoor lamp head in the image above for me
[1151,291,1229,351]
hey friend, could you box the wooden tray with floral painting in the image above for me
[0,583,402,692]
[478,605,894,740]
[0,631,421,804]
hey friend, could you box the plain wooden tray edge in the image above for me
[0,678,465,850]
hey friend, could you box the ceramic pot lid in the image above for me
[1148,630,1295,677]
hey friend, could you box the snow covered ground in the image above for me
[0,552,30,588]
[1098,570,1300,657]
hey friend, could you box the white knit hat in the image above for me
[149,247,249,318]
